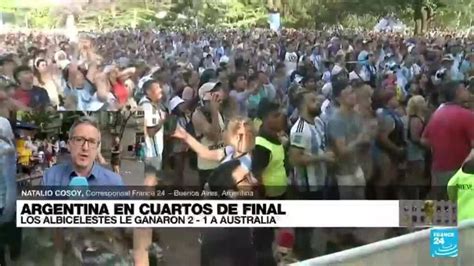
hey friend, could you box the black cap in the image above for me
[257,98,280,120]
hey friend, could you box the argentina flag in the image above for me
[268,12,281,33]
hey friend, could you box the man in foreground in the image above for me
[42,116,124,265]
[423,81,474,198]
[42,116,123,186]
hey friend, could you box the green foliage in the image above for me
[19,110,54,131]
[26,8,59,29]
[1,0,472,31]
[76,7,156,30]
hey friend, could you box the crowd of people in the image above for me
[15,135,59,176]
[1,27,474,265]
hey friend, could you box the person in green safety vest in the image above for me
[447,158,474,222]
[252,98,288,266]
[252,99,288,198]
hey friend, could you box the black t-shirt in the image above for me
[111,145,120,160]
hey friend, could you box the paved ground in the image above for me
[116,157,201,266]
[80,152,202,266]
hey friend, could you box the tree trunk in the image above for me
[275,0,282,14]
[267,0,274,10]
[110,0,116,18]
[118,111,134,146]
[421,6,429,33]
[413,0,423,35]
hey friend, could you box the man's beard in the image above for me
[308,108,321,117]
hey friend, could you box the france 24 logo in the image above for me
[430,228,458,258]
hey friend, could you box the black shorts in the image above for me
[111,157,121,166]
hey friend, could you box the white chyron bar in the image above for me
[17,200,400,228]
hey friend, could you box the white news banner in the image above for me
[17,200,400,228]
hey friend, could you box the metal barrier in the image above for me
[296,220,474,266]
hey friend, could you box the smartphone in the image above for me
[164,115,178,134]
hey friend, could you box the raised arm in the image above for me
[172,126,223,162]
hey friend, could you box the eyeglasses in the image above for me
[236,173,252,186]
[69,136,100,148]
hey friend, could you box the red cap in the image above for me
[277,229,295,249]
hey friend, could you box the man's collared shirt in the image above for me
[42,162,123,186]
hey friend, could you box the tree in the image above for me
[19,110,54,132]
[108,110,135,147]
[1,0,471,31]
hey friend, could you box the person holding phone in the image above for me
[191,82,226,189]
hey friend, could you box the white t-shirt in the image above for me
[284,52,298,75]
[140,97,166,159]
[59,140,66,149]
[290,117,328,190]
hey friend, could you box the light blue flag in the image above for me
[268,12,281,33]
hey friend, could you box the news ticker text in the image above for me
[19,186,455,200]
[15,200,457,228]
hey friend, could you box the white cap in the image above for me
[170,96,185,111]
[198,82,222,101]
[58,59,71,70]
